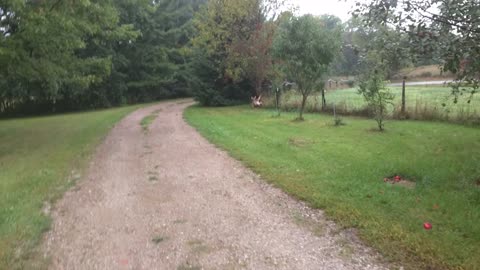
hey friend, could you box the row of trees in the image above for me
[189,0,343,120]
[0,0,345,117]
[0,0,205,115]
[353,0,480,97]
[1,0,477,116]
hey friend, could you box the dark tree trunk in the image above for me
[299,94,308,120]
[401,77,406,114]
[321,89,326,110]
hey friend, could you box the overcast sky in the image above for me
[295,0,357,22]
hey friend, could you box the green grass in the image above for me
[0,105,142,269]
[278,86,480,122]
[185,105,480,270]
[140,109,160,132]
[325,86,479,110]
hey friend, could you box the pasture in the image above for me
[277,86,480,124]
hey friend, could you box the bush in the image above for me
[345,79,355,88]
[358,71,395,131]
[333,116,345,126]
[190,50,252,106]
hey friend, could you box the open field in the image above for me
[276,86,480,124]
[0,105,142,269]
[391,65,453,81]
[185,106,480,269]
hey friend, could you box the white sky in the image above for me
[294,0,357,22]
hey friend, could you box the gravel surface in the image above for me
[43,100,389,270]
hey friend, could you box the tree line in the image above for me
[0,0,205,115]
[1,0,478,116]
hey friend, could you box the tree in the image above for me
[272,14,341,120]
[318,15,342,110]
[0,0,205,115]
[333,19,361,77]
[354,0,480,99]
[341,16,413,80]
[358,70,394,131]
[190,0,289,106]
[111,0,204,103]
[242,21,277,96]
[0,0,138,113]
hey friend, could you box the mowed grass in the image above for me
[0,105,142,269]
[325,86,479,110]
[185,106,480,269]
[280,86,480,121]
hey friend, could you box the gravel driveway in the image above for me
[43,100,388,270]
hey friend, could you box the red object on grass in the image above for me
[423,222,432,230]
[394,175,401,182]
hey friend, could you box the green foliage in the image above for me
[345,79,356,88]
[185,105,480,270]
[140,111,159,132]
[354,0,480,98]
[333,116,345,126]
[358,71,395,131]
[0,0,203,115]
[0,0,138,114]
[190,0,285,106]
[332,16,414,79]
[273,14,341,120]
[115,0,203,103]
[189,47,252,106]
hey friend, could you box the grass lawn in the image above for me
[325,86,479,110]
[279,86,480,121]
[185,105,480,270]
[0,105,142,269]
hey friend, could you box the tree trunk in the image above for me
[401,77,406,114]
[299,94,308,120]
[321,89,326,111]
[275,88,281,116]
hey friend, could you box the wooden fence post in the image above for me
[401,76,406,114]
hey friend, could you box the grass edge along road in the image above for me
[0,104,143,269]
[185,105,480,270]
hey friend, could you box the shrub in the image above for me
[358,71,395,131]
[345,79,355,88]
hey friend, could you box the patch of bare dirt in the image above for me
[43,100,389,269]
[384,175,416,189]
[288,137,314,148]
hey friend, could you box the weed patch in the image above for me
[140,110,160,132]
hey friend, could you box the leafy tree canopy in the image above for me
[273,14,341,119]
[354,0,480,97]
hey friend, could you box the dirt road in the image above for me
[43,100,387,270]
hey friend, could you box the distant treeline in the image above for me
[3,0,468,116]
[0,0,206,115]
